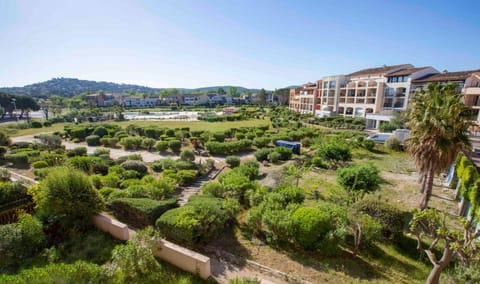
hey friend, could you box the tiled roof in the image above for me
[347,64,413,77]
[412,69,480,83]
[386,67,433,77]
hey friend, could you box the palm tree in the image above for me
[406,83,473,210]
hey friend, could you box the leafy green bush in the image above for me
[155,141,169,152]
[115,154,143,164]
[0,213,46,273]
[156,195,239,244]
[142,138,156,150]
[121,160,148,177]
[0,131,11,146]
[311,157,328,168]
[212,132,226,142]
[292,207,332,249]
[336,164,380,195]
[274,147,292,160]
[93,126,108,137]
[351,199,405,239]
[180,150,195,162]
[316,142,351,168]
[168,140,182,152]
[253,137,271,148]
[0,261,108,282]
[254,148,273,162]
[86,135,101,146]
[32,160,48,169]
[100,137,119,148]
[67,156,109,175]
[120,136,143,150]
[363,140,375,151]
[31,167,105,229]
[5,153,28,165]
[268,151,281,163]
[108,198,178,228]
[175,170,197,186]
[66,146,87,157]
[0,181,29,207]
[30,121,43,128]
[385,136,403,151]
[205,139,252,155]
[226,155,241,168]
[70,127,88,140]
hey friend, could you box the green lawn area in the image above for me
[2,118,271,137]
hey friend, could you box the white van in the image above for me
[367,133,392,144]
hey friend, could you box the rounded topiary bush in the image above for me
[168,140,182,152]
[30,121,43,128]
[32,167,105,229]
[363,140,375,151]
[385,136,403,151]
[32,160,49,169]
[121,160,148,177]
[155,141,169,152]
[92,126,108,137]
[292,207,332,250]
[86,135,101,146]
[268,151,281,163]
[5,153,28,165]
[225,156,241,168]
[180,150,195,162]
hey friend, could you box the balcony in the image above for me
[466,87,480,95]
[356,98,365,104]
[339,98,346,103]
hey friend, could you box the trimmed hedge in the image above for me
[108,198,178,228]
[86,135,101,146]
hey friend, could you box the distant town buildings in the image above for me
[289,64,480,128]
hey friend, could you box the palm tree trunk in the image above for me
[420,167,435,210]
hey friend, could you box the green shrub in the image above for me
[142,138,156,150]
[32,167,105,229]
[32,160,48,169]
[121,160,148,177]
[0,261,108,282]
[292,207,332,249]
[120,136,143,150]
[86,135,101,146]
[108,198,178,228]
[226,156,241,168]
[100,137,119,148]
[0,131,11,146]
[212,132,225,142]
[70,127,88,140]
[311,157,328,168]
[92,126,108,137]
[66,147,87,157]
[168,140,182,152]
[30,121,43,128]
[93,148,110,157]
[336,164,380,195]
[351,199,405,239]
[176,170,197,186]
[385,136,403,151]
[156,195,238,244]
[116,154,143,164]
[0,213,45,272]
[180,150,195,162]
[150,161,163,172]
[0,181,29,206]
[254,148,273,162]
[67,156,109,175]
[363,140,375,151]
[274,147,292,160]
[268,151,281,163]
[5,153,28,165]
[155,141,169,152]
[316,142,351,168]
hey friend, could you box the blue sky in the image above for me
[1,0,479,89]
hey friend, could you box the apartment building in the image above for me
[412,69,480,123]
[124,96,159,107]
[288,82,319,115]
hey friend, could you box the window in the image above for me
[323,82,328,88]
[385,87,395,97]
[329,81,336,88]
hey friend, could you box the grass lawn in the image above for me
[2,118,271,137]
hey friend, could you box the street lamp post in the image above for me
[11,98,17,122]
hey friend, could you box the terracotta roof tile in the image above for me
[412,69,480,83]
[347,64,412,77]
[386,67,433,77]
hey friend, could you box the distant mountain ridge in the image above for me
[0,77,280,98]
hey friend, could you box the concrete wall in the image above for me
[92,214,132,241]
[152,239,211,279]
[92,213,211,279]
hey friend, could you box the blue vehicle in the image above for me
[274,140,301,154]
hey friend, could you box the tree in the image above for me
[37,134,62,152]
[282,164,310,187]
[30,167,105,229]
[217,87,226,95]
[38,98,50,120]
[274,88,290,106]
[406,83,473,210]
[410,209,480,284]
[228,86,239,97]
[14,95,39,119]
[257,89,267,105]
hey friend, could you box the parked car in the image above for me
[367,133,392,144]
